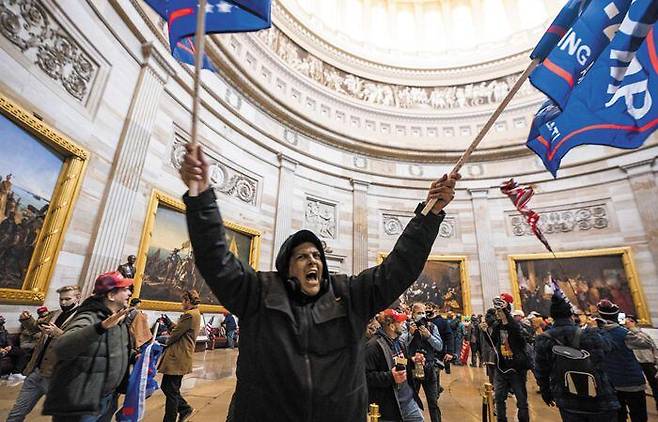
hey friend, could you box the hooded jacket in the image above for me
[43,297,131,416]
[534,318,619,413]
[184,188,444,422]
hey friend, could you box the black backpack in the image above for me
[543,328,599,398]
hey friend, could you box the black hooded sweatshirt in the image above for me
[184,188,444,422]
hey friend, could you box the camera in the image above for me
[394,356,407,372]
[415,317,428,328]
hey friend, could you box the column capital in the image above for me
[468,187,491,199]
[277,153,298,171]
[620,158,656,177]
[141,42,176,84]
[350,179,370,192]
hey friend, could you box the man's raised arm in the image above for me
[181,144,260,319]
[349,173,461,319]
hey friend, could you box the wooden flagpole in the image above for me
[421,58,540,216]
[189,0,208,197]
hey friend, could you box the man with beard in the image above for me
[179,143,459,421]
[6,286,81,421]
[366,309,426,422]
[43,272,133,422]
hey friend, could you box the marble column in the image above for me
[81,43,173,296]
[271,154,298,269]
[622,159,658,268]
[469,188,500,312]
[351,179,370,274]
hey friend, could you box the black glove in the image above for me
[540,391,555,407]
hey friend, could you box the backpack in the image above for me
[543,328,599,398]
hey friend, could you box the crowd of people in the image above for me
[362,289,658,422]
[1,144,656,422]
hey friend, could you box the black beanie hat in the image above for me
[550,290,573,319]
[597,299,620,321]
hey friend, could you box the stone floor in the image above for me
[1,349,656,421]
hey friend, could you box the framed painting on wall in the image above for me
[378,254,472,316]
[509,247,650,325]
[133,190,261,312]
[0,94,88,304]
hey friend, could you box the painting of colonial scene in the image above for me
[139,204,253,305]
[514,254,637,317]
[0,114,63,290]
[399,259,465,314]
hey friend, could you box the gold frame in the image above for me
[0,94,88,305]
[133,189,261,313]
[508,247,650,325]
[377,253,472,316]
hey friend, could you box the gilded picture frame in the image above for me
[377,254,472,316]
[133,190,261,313]
[0,94,88,305]
[508,247,650,325]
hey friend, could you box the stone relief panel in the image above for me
[508,204,609,237]
[0,0,99,103]
[383,213,456,238]
[171,137,258,205]
[256,26,535,111]
[305,197,337,239]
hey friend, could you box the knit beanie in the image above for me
[597,299,620,321]
[550,291,573,319]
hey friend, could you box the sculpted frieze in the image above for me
[0,0,98,103]
[383,213,456,238]
[256,26,534,111]
[171,137,258,205]
[509,204,609,237]
[305,197,337,239]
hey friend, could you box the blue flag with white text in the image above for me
[530,0,633,109]
[530,0,590,61]
[527,0,658,177]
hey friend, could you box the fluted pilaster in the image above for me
[271,154,298,269]
[470,188,499,312]
[81,44,173,296]
[351,179,370,274]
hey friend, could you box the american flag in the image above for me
[205,315,215,337]
[501,179,553,252]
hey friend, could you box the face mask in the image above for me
[60,303,77,312]
[414,313,426,322]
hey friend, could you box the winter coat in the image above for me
[479,323,496,365]
[482,308,531,373]
[158,307,201,375]
[600,323,651,390]
[365,331,423,421]
[430,315,454,357]
[184,189,444,422]
[534,318,619,413]
[43,297,131,416]
[23,308,77,377]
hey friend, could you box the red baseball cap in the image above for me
[382,309,408,323]
[36,306,49,315]
[93,271,134,295]
[500,292,514,304]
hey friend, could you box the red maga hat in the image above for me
[93,271,133,295]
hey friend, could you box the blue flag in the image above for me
[527,0,658,177]
[144,1,271,68]
[530,0,633,109]
[530,0,590,61]
[117,341,164,422]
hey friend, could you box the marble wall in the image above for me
[0,0,656,331]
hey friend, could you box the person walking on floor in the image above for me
[158,289,202,422]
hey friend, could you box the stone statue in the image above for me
[117,254,136,279]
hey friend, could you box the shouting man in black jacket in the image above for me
[179,144,459,422]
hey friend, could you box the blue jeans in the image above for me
[227,330,237,348]
[400,398,424,422]
[494,370,529,422]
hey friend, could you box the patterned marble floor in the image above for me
[1,349,656,421]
